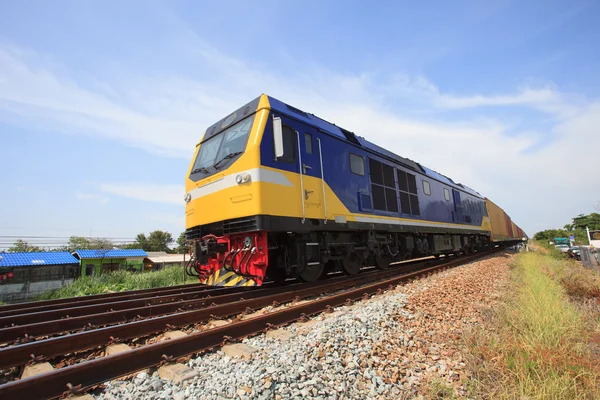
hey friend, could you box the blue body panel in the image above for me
[262,96,487,229]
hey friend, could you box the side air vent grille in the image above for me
[359,192,373,211]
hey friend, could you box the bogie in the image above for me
[262,230,490,284]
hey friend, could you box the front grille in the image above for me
[185,226,206,241]
[223,216,259,234]
[186,216,260,240]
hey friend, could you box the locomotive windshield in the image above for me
[191,114,255,175]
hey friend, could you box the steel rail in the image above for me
[0,251,499,399]
[0,256,440,342]
[0,281,276,318]
[0,283,210,314]
[0,283,295,344]
[0,254,437,319]
[0,257,439,351]
[0,285,261,327]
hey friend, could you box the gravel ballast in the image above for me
[95,253,513,400]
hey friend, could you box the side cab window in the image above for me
[350,153,365,175]
[275,126,297,163]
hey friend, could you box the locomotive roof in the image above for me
[266,95,482,198]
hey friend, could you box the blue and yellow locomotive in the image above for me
[184,94,522,287]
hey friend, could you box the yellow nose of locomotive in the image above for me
[184,95,271,286]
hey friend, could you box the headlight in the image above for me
[236,173,251,184]
[184,193,191,203]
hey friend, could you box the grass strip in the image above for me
[467,252,600,399]
[35,266,192,300]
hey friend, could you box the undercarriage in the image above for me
[185,226,491,287]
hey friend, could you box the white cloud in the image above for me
[76,192,110,204]
[99,183,183,206]
[0,46,207,158]
[435,87,558,108]
[0,40,599,236]
[368,74,583,121]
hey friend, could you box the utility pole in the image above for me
[183,250,186,283]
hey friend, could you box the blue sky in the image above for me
[1,0,599,249]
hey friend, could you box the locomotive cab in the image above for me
[185,95,273,286]
[185,93,334,286]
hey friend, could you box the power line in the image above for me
[0,239,137,244]
[0,239,139,243]
[0,240,141,251]
[0,236,138,239]
[0,239,139,242]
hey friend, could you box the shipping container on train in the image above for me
[183,94,527,287]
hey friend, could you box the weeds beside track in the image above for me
[35,266,192,300]
[467,251,600,399]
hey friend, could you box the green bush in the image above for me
[36,266,192,300]
[549,247,569,261]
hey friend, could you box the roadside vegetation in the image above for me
[533,239,600,298]
[532,212,600,245]
[36,266,192,300]
[466,250,600,399]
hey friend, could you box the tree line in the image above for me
[533,212,600,244]
[4,231,188,254]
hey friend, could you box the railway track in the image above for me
[0,283,280,344]
[0,257,440,372]
[0,282,256,321]
[0,249,501,399]
[0,257,437,346]
[0,282,212,315]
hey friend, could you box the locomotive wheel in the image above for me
[342,252,362,275]
[375,254,391,270]
[298,262,324,282]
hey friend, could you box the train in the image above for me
[184,94,526,287]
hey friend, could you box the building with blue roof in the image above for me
[72,249,148,276]
[74,249,148,259]
[0,252,79,267]
[0,252,81,302]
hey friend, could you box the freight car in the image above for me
[484,198,526,243]
[184,94,525,287]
